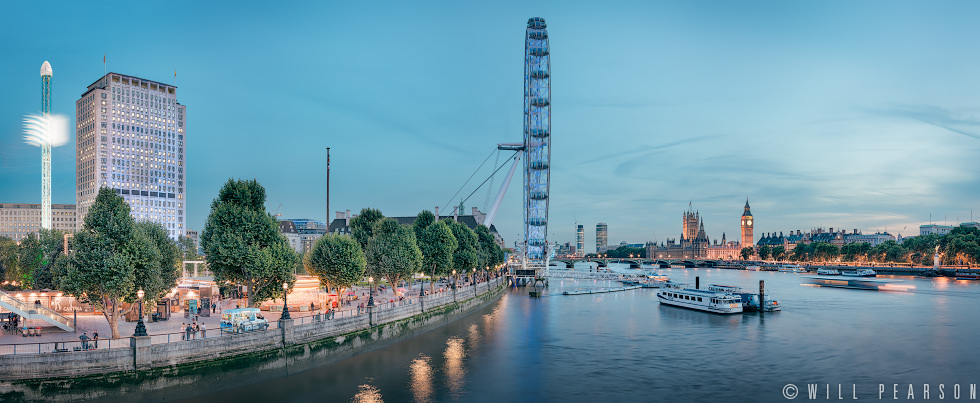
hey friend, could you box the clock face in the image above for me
[747,220,752,226]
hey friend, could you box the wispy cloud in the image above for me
[868,105,980,142]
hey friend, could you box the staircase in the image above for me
[0,290,74,331]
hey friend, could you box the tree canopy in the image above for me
[417,219,457,292]
[201,179,297,307]
[366,218,422,290]
[443,218,478,275]
[305,234,365,295]
[58,188,180,338]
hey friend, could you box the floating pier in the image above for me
[562,285,642,295]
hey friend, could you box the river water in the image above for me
[175,268,980,402]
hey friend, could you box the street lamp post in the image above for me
[452,270,457,302]
[134,288,147,337]
[368,277,375,307]
[281,282,291,320]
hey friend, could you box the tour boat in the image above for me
[657,287,743,314]
[745,265,760,271]
[805,276,908,291]
[816,268,841,275]
[840,268,876,277]
[707,285,781,312]
[778,264,806,273]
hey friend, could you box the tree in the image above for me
[740,247,754,260]
[412,210,436,241]
[417,220,457,293]
[178,235,201,261]
[474,225,504,270]
[201,179,297,308]
[366,218,422,293]
[350,208,384,253]
[0,236,17,283]
[811,242,840,261]
[443,219,478,277]
[771,245,786,261]
[58,188,180,338]
[757,245,772,261]
[306,234,365,300]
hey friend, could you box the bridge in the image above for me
[550,258,723,268]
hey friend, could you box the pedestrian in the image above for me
[310,302,314,312]
[93,331,99,349]
[193,322,199,340]
[212,303,216,314]
[185,323,192,341]
[200,322,206,338]
[180,323,186,340]
[79,332,90,350]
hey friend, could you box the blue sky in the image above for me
[1,1,979,253]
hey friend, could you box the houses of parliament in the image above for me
[646,200,754,260]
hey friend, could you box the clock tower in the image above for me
[740,199,754,248]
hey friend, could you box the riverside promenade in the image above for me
[0,276,505,387]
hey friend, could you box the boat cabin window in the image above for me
[697,297,702,302]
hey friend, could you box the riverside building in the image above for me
[75,73,186,239]
[0,203,77,242]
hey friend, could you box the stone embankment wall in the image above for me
[0,278,505,384]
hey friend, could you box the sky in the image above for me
[1,1,979,253]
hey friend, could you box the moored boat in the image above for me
[778,264,806,273]
[745,265,760,271]
[840,268,876,277]
[707,284,781,312]
[657,287,743,314]
[817,268,840,275]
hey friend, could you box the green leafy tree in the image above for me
[418,220,457,293]
[412,210,436,241]
[841,242,872,262]
[739,247,754,260]
[443,219,478,277]
[757,245,772,261]
[350,208,384,253]
[771,245,786,261]
[367,218,422,292]
[604,246,646,259]
[0,236,17,283]
[58,188,180,338]
[15,229,65,289]
[811,242,840,261]
[474,225,504,270]
[178,235,201,261]
[201,179,298,308]
[305,234,365,298]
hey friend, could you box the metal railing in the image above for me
[0,277,505,355]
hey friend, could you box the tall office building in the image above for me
[576,224,584,257]
[76,73,186,239]
[596,223,607,253]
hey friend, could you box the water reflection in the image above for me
[409,355,433,403]
[467,323,481,350]
[351,382,384,403]
[443,336,466,395]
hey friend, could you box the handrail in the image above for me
[0,277,505,355]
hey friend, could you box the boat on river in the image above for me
[778,264,806,273]
[840,268,876,277]
[657,287,743,314]
[805,276,909,291]
[816,268,840,275]
[707,284,781,312]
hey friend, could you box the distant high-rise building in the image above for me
[576,224,584,257]
[741,199,754,248]
[75,73,186,239]
[596,223,607,253]
[0,203,76,242]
